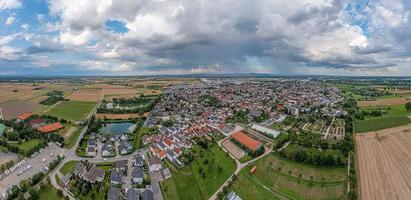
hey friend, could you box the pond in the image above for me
[99,122,136,135]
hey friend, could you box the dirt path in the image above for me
[356,123,411,200]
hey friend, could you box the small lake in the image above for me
[99,122,136,135]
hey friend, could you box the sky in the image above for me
[0,0,411,76]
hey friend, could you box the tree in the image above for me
[406,102,411,111]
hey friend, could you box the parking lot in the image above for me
[0,143,65,196]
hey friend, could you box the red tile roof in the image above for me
[37,122,64,133]
[18,112,32,120]
[231,131,262,151]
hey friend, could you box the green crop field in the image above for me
[230,153,347,200]
[46,101,96,121]
[161,143,236,200]
[355,105,411,133]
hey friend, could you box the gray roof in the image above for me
[107,187,121,200]
[85,166,105,183]
[148,156,161,166]
[110,170,123,183]
[114,160,127,169]
[141,190,153,200]
[74,162,86,176]
[132,167,143,179]
[126,188,140,200]
[134,155,144,166]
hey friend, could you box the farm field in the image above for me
[357,97,408,107]
[161,143,236,200]
[66,88,103,102]
[64,126,83,149]
[356,124,411,200]
[0,99,39,120]
[0,83,73,104]
[355,105,411,133]
[230,153,347,200]
[46,101,96,121]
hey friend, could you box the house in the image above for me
[87,139,96,147]
[102,143,112,157]
[84,166,105,183]
[134,155,144,167]
[166,150,178,162]
[59,174,72,188]
[162,168,172,180]
[141,190,153,200]
[114,160,127,171]
[131,167,144,185]
[107,187,122,200]
[86,146,96,157]
[73,162,86,177]
[158,150,166,160]
[231,131,263,153]
[126,188,140,200]
[142,135,151,145]
[148,156,162,172]
[110,170,123,185]
[226,191,242,200]
[37,122,64,133]
[17,112,32,121]
[25,118,45,128]
[118,141,132,155]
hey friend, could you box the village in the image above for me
[0,78,352,200]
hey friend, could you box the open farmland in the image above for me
[46,101,96,121]
[230,153,347,200]
[357,97,408,107]
[0,99,39,120]
[66,88,103,102]
[355,104,411,132]
[356,124,411,200]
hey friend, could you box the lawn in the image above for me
[60,160,78,175]
[46,101,96,121]
[64,126,83,149]
[161,143,236,200]
[39,183,64,200]
[230,153,347,200]
[10,139,43,152]
[355,105,411,133]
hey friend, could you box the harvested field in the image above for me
[222,139,245,159]
[0,99,39,120]
[358,97,408,107]
[67,88,103,102]
[61,126,77,140]
[356,124,411,200]
[95,113,147,120]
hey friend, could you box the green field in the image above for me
[64,126,83,149]
[60,160,78,175]
[355,105,411,133]
[11,139,43,152]
[39,183,64,200]
[161,143,236,200]
[46,101,96,121]
[230,153,347,200]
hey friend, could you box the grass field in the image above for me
[10,139,43,152]
[60,160,78,175]
[64,126,83,149]
[161,143,236,200]
[39,183,64,200]
[230,153,347,200]
[355,105,411,133]
[46,101,96,121]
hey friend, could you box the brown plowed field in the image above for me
[0,99,39,120]
[356,124,411,200]
[357,97,408,107]
[67,88,103,102]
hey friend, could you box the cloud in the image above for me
[5,15,15,26]
[0,0,21,10]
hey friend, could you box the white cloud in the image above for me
[0,0,21,10]
[5,15,15,26]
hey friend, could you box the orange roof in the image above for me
[163,138,172,146]
[159,150,166,158]
[231,131,262,151]
[37,122,64,133]
[18,112,32,120]
[250,166,257,174]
